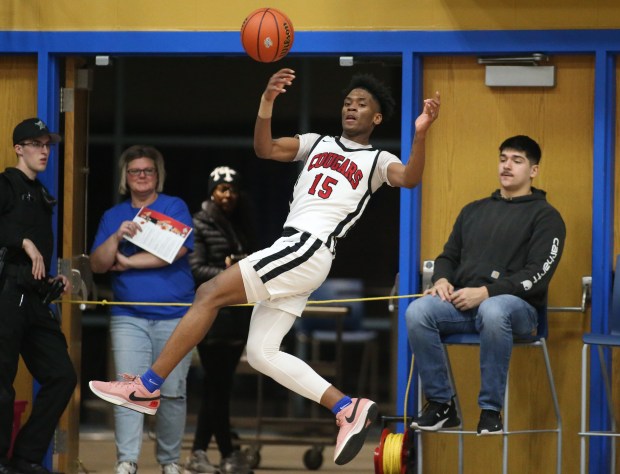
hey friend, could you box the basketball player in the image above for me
[90,68,440,466]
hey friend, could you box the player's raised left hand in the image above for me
[415,91,441,134]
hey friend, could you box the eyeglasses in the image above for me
[127,167,157,177]
[20,140,54,150]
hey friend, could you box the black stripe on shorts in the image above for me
[257,235,323,284]
[253,230,311,272]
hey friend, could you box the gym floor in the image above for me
[77,327,392,473]
[78,431,377,473]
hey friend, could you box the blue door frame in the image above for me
[1,28,618,472]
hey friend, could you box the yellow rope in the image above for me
[380,353,416,474]
[55,293,423,307]
[383,432,405,473]
[366,313,416,474]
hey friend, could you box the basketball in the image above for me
[240,7,294,63]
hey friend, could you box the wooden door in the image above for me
[0,55,38,425]
[419,55,593,473]
[57,57,90,474]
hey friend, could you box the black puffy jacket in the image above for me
[189,199,254,341]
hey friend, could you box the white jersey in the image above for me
[283,133,400,253]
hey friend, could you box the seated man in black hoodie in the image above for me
[405,135,565,436]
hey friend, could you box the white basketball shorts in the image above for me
[238,227,333,316]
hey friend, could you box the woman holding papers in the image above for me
[90,145,195,474]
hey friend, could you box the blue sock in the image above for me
[331,396,353,415]
[140,368,165,393]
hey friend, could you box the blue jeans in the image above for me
[405,294,538,411]
[110,316,192,465]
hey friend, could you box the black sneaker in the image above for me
[410,397,460,431]
[477,409,503,435]
[220,450,252,474]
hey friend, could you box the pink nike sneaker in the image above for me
[89,374,160,415]
[334,398,378,465]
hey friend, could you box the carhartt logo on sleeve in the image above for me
[531,237,561,285]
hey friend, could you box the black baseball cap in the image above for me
[13,118,61,145]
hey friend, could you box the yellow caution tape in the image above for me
[56,293,423,307]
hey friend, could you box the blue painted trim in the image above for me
[408,54,424,422]
[589,50,616,474]
[1,29,620,55]
[397,54,423,426]
[37,52,61,265]
[396,51,413,426]
[34,51,61,471]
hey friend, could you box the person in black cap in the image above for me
[0,118,76,474]
[185,166,256,474]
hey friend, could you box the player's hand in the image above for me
[263,68,296,102]
[424,277,453,301]
[415,91,441,134]
[115,220,142,241]
[22,238,45,280]
[451,287,489,311]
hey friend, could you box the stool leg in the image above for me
[443,348,464,474]
[540,339,562,474]
[597,345,616,474]
[417,377,424,474]
[502,374,510,474]
[580,343,589,474]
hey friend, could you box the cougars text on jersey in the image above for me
[307,152,363,189]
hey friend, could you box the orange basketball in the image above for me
[240,7,294,63]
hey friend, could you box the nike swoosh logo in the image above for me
[128,391,161,402]
[344,399,362,423]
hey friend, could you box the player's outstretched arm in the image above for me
[387,91,441,189]
[254,68,300,162]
